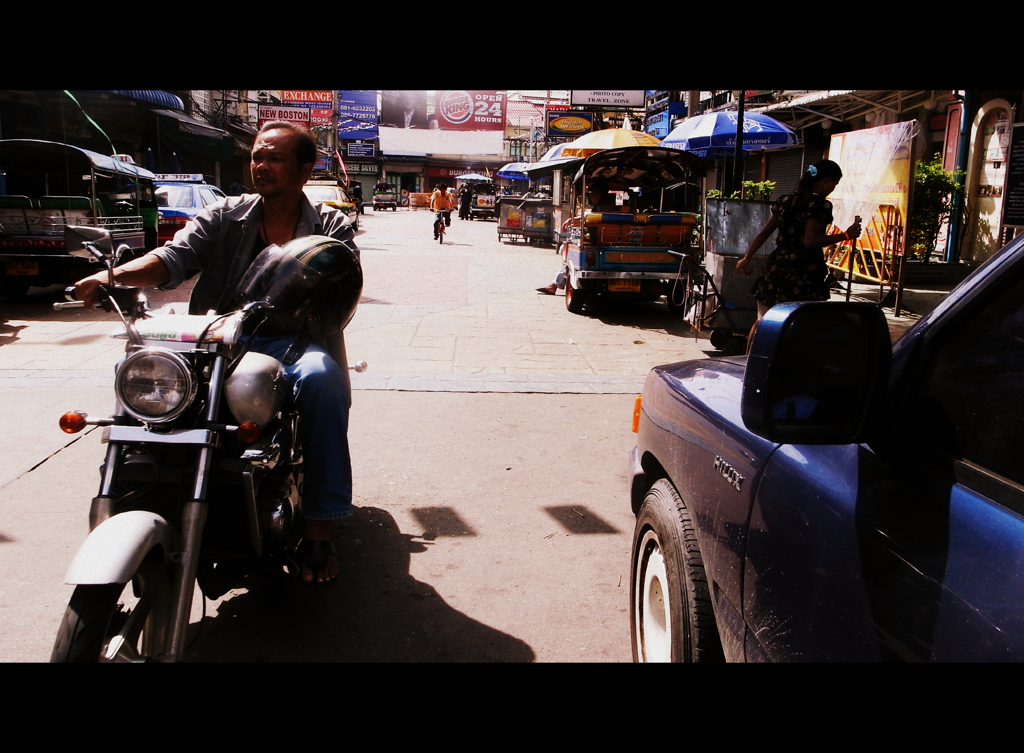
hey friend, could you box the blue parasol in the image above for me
[497,162,531,180]
[661,111,798,159]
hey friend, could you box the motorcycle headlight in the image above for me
[115,348,197,423]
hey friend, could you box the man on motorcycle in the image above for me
[73,121,357,588]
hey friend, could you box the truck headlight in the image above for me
[115,348,197,423]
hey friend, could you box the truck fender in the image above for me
[63,511,176,585]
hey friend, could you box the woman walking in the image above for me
[735,159,862,346]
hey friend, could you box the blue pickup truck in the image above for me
[629,231,1024,662]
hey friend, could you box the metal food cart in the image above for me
[496,195,556,245]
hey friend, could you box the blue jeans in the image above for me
[248,335,353,521]
[434,210,450,233]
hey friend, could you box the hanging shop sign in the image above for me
[283,90,333,105]
[570,90,645,108]
[346,141,376,158]
[547,111,594,138]
[258,105,311,129]
[1001,123,1024,227]
[283,91,333,128]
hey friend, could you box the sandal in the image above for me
[294,539,338,589]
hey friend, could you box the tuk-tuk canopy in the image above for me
[0,139,156,180]
[573,146,706,191]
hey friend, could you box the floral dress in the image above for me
[751,192,833,307]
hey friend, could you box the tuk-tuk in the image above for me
[0,139,156,297]
[559,146,705,314]
[373,181,398,211]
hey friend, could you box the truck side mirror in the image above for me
[741,302,891,444]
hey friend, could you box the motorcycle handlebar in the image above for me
[54,286,85,311]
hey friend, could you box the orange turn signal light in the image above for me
[632,396,642,433]
[60,411,88,434]
[236,421,262,444]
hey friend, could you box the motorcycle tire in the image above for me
[51,558,173,663]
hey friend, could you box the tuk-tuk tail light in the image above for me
[632,396,642,433]
[586,251,596,268]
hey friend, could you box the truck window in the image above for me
[902,270,1024,487]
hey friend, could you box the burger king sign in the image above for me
[436,91,507,131]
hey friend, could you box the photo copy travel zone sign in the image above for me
[570,90,645,107]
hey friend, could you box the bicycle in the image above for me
[434,209,450,244]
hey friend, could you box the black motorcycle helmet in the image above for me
[236,235,363,335]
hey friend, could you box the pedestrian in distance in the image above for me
[538,180,623,295]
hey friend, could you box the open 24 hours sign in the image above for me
[435,91,507,131]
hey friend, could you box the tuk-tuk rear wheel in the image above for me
[566,281,586,315]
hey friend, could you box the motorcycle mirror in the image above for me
[65,226,114,261]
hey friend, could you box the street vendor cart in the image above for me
[497,194,556,245]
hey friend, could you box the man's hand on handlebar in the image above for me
[72,253,172,311]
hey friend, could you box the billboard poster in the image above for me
[338,90,378,140]
[435,91,507,131]
[547,110,593,138]
[824,121,915,278]
[828,122,914,228]
[258,104,311,130]
[381,91,429,128]
[570,90,645,108]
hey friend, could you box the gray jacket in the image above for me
[150,193,359,393]
[152,193,357,315]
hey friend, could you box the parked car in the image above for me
[302,179,359,230]
[629,232,1024,662]
[154,174,226,245]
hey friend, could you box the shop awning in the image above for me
[756,90,941,130]
[152,109,238,161]
[100,90,185,110]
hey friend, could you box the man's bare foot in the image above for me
[300,520,338,586]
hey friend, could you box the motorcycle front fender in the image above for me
[63,511,176,585]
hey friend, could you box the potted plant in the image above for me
[907,156,964,263]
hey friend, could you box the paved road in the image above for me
[0,207,934,661]
[0,207,723,662]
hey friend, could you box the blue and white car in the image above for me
[629,231,1024,662]
[154,174,226,245]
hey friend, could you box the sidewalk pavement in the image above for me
[832,278,956,343]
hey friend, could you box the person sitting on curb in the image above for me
[538,180,623,295]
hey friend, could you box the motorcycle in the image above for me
[49,226,363,662]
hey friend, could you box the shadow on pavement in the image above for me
[185,506,536,662]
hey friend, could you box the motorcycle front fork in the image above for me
[90,356,226,662]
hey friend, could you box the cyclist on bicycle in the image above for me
[430,183,455,239]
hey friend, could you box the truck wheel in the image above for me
[630,478,724,662]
